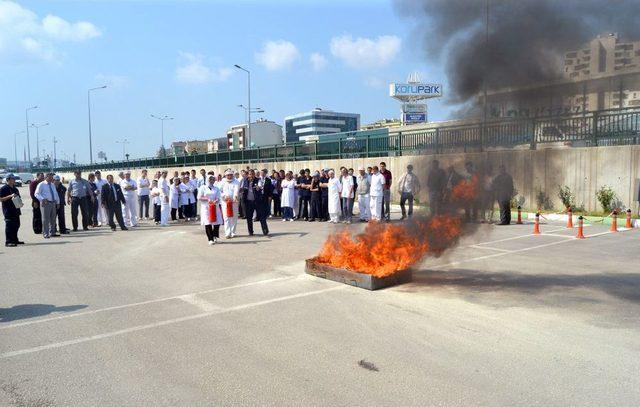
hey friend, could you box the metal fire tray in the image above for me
[305,258,412,291]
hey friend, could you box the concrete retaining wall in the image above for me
[54,145,640,213]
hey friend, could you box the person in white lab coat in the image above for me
[219,169,240,238]
[149,179,162,224]
[158,171,170,226]
[94,170,108,226]
[280,171,296,221]
[327,170,342,224]
[356,167,371,222]
[369,165,385,221]
[198,174,224,245]
[179,174,194,221]
[169,177,181,221]
[137,169,151,220]
[120,171,138,227]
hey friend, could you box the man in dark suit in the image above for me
[241,169,269,236]
[101,174,128,231]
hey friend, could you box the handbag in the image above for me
[12,195,24,209]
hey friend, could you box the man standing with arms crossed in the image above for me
[137,169,151,220]
[67,170,94,231]
[356,167,371,222]
[34,172,60,239]
[369,166,385,221]
[380,162,392,222]
[120,171,138,227]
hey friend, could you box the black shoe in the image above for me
[73,228,78,232]
[249,232,254,236]
[61,231,70,235]
[52,234,61,237]
[16,241,25,245]
[308,219,315,222]
[83,227,89,231]
[5,243,17,247]
[121,227,128,231]
[111,228,116,231]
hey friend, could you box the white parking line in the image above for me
[469,245,513,253]
[432,229,618,270]
[0,286,344,360]
[0,276,296,330]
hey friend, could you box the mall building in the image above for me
[284,108,360,143]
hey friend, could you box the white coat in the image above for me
[328,177,342,215]
[370,172,385,197]
[280,179,296,208]
[179,183,191,206]
[219,178,240,214]
[170,184,181,209]
[197,185,223,226]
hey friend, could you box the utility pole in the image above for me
[88,85,107,164]
[53,136,58,169]
[234,64,252,148]
[151,114,174,156]
[116,138,130,161]
[25,105,38,167]
[14,131,25,171]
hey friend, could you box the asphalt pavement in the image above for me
[1,195,639,406]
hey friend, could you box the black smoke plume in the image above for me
[396,0,640,106]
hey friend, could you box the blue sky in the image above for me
[0,0,451,163]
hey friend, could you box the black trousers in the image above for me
[91,199,99,226]
[153,204,161,222]
[107,203,127,230]
[272,196,281,217]
[57,204,67,232]
[400,192,414,217]
[297,196,309,219]
[171,208,178,221]
[245,200,269,235]
[178,205,184,219]
[5,216,20,244]
[71,196,91,230]
[205,224,220,241]
[310,194,321,220]
[499,200,511,225]
[321,194,329,220]
[32,204,42,234]
[139,195,150,219]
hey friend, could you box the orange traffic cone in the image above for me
[610,210,618,233]
[566,207,573,228]
[516,206,523,224]
[575,216,585,239]
[626,209,633,229]
[533,212,541,235]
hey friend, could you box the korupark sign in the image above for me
[390,83,443,99]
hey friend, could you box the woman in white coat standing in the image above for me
[169,177,181,221]
[280,171,296,221]
[327,170,342,223]
[198,174,224,245]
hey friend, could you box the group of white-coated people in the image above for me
[2,162,423,247]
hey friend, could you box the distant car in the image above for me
[0,175,22,187]
[13,176,23,187]
[17,172,34,184]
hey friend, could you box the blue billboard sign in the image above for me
[403,113,427,123]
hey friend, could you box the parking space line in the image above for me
[0,286,344,360]
[432,230,620,270]
[0,276,296,330]
[469,245,513,253]
[469,226,569,247]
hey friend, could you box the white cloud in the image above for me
[309,52,327,71]
[255,40,300,71]
[175,52,233,85]
[330,35,401,69]
[0,0,101,62]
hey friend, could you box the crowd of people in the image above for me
[0,160,514,247]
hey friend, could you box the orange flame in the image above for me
[316,216,462,277]
[314,173,478,277]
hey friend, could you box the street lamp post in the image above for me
[234,64,251,149]
[88,85,107,164]
[53,136,59,169]
[14,131,25,171]
[31,122,50,164]
[151,114,174,156]
[25,105,38,167]
[116,139,130,161]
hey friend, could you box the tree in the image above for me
[156,146,168,158]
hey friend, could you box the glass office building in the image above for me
[284,108,360,143]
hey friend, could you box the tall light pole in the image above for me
[14,131,25,171]
[116,138,129,161]
[234,64,251,149]
[151,114,174,156]
[88,85,107,164]
[31,122,49,164]
[25,105,38,167]
[53,136,59,169]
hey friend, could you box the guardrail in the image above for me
[36,107,640,173]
